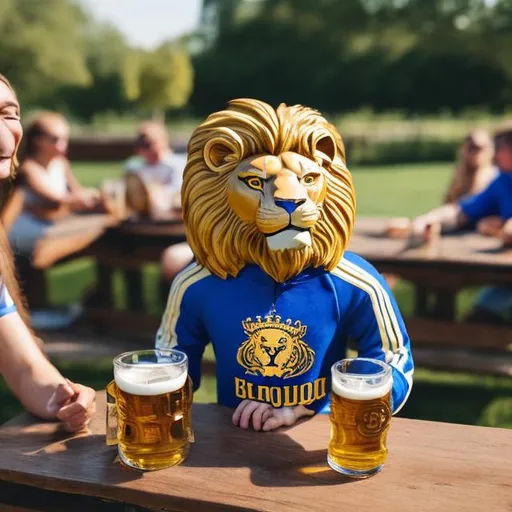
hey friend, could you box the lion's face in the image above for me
[237,317,315,379]
[182,98,356,282]
[226,152,326,251]
[252,328,295,376]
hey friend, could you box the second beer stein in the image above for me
[328,358,393,478]
[106,349,193,471]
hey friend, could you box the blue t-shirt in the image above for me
[459,172,512,224]
[156,253,414,415]
[0,280,16,318]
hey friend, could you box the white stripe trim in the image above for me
[341,258,404,352]
[393,369,414,415]
[158,263,211,347]
[332,257,412,414]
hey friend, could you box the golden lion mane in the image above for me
[182,98,356,283]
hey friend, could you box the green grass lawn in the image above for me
[1,161,511,428]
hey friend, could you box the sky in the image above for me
[77,0,203,49]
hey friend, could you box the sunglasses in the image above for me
[134,135,153,149]
[467,143,485,152]
[36,129,67,144]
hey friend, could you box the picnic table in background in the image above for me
[84,211,186,339]
[0,391,510,512]
[349,217,512,376]
[13,212,118,310]
[77,215,512,376]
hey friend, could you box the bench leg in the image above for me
[96,264,115,308]
[432,289,457,321]
[414,285,430,317]
[124,269,144,312]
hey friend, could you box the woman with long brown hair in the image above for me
[443,129,497,205]
[0,74,95,430]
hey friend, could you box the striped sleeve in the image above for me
[155,263,211,390]
[0,279,17,318]
[332,255,414,415]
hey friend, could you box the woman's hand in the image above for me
[477,216,504,237]
[68,188,101,210]
[386,217,412,239]
[232,400,314,432]
[501,219,512,246]
[47,380,96,432]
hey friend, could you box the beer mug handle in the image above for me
[106,380,119,446]
[185,376,195,444]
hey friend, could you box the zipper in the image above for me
[269,281,282,316]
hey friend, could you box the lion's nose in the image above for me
[275,199,306,215]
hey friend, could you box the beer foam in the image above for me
[115,364,187,395]
[331,374,392,401]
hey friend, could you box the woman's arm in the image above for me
[0,311,96,430]
[64,160,84,195]
[21,161,69,204]
[64,161,101,208]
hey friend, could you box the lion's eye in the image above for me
[243,176,264,191]
[278,338,287,344]
[302,173,318,185]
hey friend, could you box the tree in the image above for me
[51,22,134,121]
[123,43,194,118]
[0,0,90,104]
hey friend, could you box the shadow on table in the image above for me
[182,408,359,488]
[0,424,143,486]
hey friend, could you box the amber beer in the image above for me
[328,358,392,478]
[107,349,193,471]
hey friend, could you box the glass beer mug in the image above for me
[106,349,193,471]
[328,358,392,478]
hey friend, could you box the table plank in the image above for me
[350,217,512,271]
[0,392,510,512]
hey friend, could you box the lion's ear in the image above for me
[204,132,243,173]
[314,134,337,162]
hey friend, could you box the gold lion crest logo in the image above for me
[237,315,315,379]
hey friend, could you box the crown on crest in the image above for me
[242,315,307,338]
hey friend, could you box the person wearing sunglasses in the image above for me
[6,111,113,327]
[7,111,106,259]
[389,126,512,324]
[125,121,194,287]
[443,130,497,205]
[125,120,186,213]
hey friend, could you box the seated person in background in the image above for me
[388,129,497,238]
[8,111,107,259]
[6,111,111,325]
[123,121,194,287]
[385,129,497,287]
[443,129,497,205]
[124,121,186,218]
[397,125,512,323]
[0,73,95,430]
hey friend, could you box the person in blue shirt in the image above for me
[156,98,414,432]
[410,125,512,323]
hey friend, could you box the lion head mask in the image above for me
[182,98,356,283]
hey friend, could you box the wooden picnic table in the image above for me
[79,215,512,375]
[0,391,510,512]
[83,212,187,338]
[349,217,512,375]
[349,217,512,371]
